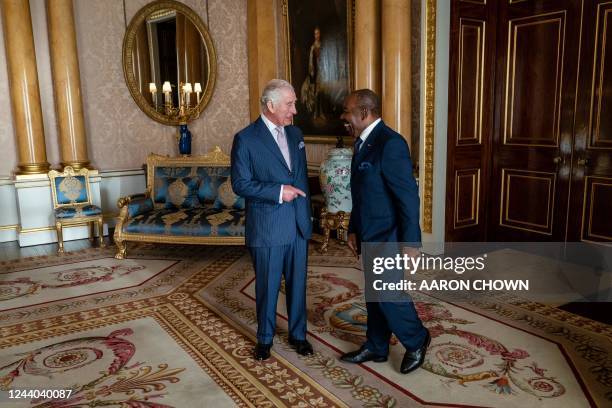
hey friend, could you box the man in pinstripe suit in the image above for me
[231,79,313,360]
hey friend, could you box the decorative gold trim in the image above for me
[122,0,217,126]
[457,18,485,146]
[0,224,19,231]
[19,226,56,234]
[16,162,51,175]
[588,4,612,150]
[580,176,612,242]
[423,0,436,234]
[499,168,556,235]
[453,169,480,229]
[503,12,566,147]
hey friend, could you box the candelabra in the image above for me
[149,81,203,156]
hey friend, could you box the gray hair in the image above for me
[260,79,295,111]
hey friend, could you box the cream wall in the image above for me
[0,0,249,175]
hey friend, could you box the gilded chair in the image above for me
[48,166,105,253]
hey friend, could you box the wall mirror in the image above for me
[122,0,217,125]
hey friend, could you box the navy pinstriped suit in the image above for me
[231,117,312,344]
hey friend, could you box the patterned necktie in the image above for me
[354,137,363,153]
[275,126,291,170]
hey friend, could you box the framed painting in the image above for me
[283,0,354,144]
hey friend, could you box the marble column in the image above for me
[381,0,411,145]
[47,0,90,170]
[1,0,50,175]
[354,0,381,93]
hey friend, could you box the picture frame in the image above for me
[283,0,354,145]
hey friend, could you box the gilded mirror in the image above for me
[123,0,217,125]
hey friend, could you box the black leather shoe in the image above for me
[340,347,387,363]
[254,343,272,360]
[288,337,314,356]
[400,329,431,374]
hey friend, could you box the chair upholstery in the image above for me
[48,166,105,253]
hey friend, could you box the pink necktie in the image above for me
[275,127,291,170]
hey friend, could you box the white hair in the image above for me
[260,79,294,111]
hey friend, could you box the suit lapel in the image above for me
[255,118,290,171]
[352,120,384,171]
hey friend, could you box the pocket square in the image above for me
[298,141,305,150]
[358,162,373,170]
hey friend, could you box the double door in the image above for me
[446,0,612,243]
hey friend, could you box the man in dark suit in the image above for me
[340,89,430,374]
[231,79,313,360]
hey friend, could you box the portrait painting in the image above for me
[285,0,353,142]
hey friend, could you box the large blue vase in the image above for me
[178,124,192,155]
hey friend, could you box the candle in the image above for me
[162,81,171,104]
[194,82,202,104]
[149,82,157,93]
[183,83,192,106]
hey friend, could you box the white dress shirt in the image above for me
[261,114,288,203]
[356,118,382,151]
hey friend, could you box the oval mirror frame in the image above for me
[122,0,217,126]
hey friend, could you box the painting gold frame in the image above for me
[282,0,354,145]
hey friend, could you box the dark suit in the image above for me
[349,120,427,355]
[231,117,312,344]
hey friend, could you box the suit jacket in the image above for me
[348,120,421,247]
[231,117,312,247]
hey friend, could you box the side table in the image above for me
[319,208,350,253]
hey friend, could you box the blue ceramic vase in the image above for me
[178,124,192,155]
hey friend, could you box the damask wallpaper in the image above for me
[0,0,249,175]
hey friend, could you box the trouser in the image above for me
[249,236,308,344]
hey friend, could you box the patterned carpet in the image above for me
[0,241,610,407]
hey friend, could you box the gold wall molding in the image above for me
[422,0,436,234]
[0,224,19,231]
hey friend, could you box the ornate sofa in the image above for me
[113,147,245,259]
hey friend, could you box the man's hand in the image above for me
[347,233,358,258]
[282,185,306,202]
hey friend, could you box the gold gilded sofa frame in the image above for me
[113,146,245,259]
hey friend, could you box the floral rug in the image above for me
[0,241,610,407]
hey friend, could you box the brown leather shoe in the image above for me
[400,329,430,374]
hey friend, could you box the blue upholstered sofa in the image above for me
[113,147,245,259]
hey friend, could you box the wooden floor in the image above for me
[0,237,108,262]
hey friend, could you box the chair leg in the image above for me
[98,217,106,248]
[115,238,127,259]
[56,221,64,254]
[88,221,94,242]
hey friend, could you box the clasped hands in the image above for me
[282,185,306,202]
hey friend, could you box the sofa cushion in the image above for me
[196,167,231,203]
[124,207,244,237]
[155,176,201,209]
[128,197,154,217]
[55,204,102,219]
[213,177,245,210]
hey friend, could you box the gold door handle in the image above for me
[577,157,589,166]
[553,156,563,164]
